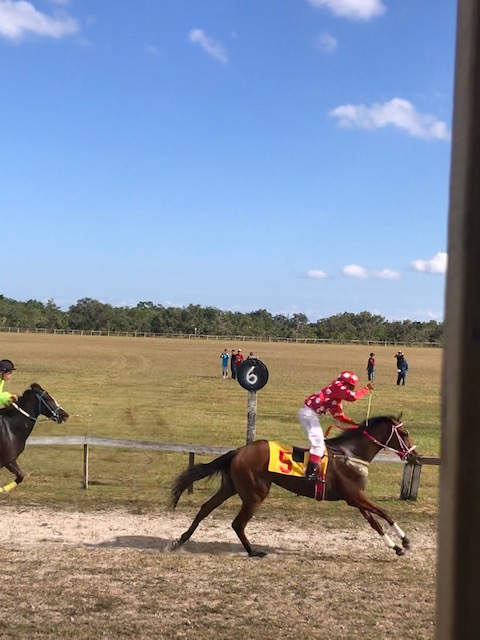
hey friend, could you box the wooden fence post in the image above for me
[400,459,422,500]
[188,452,195,494]
[83,443,89,489]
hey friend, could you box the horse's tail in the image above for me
[168,449,238,510]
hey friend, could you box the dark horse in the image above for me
[0,383,69,492]
[169,415,418,557]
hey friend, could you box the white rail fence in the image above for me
[0,326,441,347]
[26,436,439,500]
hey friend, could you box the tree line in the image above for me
[0,295,443,344]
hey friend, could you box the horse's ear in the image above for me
[30,383,44,393]
[396,411,403,422]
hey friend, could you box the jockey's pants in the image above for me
[297,405,325,458]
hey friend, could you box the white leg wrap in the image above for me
[390,522,406,540]
[381,533,396,549]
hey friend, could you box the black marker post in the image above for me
[236,357,269,443]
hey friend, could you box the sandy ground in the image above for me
[0,506,436,557]
[0,507,437,640]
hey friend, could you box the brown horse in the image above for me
[169,414,418,557]
[0,383,69,492]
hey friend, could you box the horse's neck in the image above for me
[13,396,40,434]
[17,395,39,418]
[0,411,36,441]
[330,432,381,462]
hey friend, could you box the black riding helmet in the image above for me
[0,359,15,372]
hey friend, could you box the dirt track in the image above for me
[0,507,437,639]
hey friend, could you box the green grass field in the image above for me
[1,333,441,517]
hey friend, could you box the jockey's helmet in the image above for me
[337,370,359,387]
[0,359,15,372]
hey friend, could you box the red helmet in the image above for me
[337,370,359,387]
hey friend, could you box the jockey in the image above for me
[0,359,17,408]
[298,370,373,483]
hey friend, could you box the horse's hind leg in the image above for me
[231,498,267,558]
[170,482,236,551]
[231,476,272,558]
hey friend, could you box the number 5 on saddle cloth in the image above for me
[267,441,329,500]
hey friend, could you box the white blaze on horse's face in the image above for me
[38,390,69,424]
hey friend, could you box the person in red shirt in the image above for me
[297,371,373,483]
[234,349,244,368]
[366,352,375,381]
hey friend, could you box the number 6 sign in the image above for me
[236,358,269,391]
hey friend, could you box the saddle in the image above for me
[267,441,329,500]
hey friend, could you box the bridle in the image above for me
[11,389,65,423]
[363,420,416,460]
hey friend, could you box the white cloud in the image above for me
[189,28,228,64]
[410,252,448,274]
[342,264,401,279]
[306,269,328,279]
[307,0,385,20]
[316,32,337,53]
[0,0,78,40]
[371,269,401,280]
[342,264,368,278]
[329,98,450,140]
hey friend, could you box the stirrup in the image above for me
[305,462,319,484]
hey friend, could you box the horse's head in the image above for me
[361,414,416,460]
[26,383,69,424]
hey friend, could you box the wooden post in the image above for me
[400,462,414,500]
[246,390,257,443]
[437,2,480,637]
[188,452,195,494]
[400,459,423,501]
[409,462,423,501]
[83,443,89,489]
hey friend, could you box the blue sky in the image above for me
[1,0,455,321]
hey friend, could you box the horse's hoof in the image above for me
[169,539,182,551]
[249,550,268,558]
[395,546,406,556]
[402,537,411,549]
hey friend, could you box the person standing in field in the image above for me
[395,353,409,385]
[230,349,237,379]
[220,349,230,379]
[234,349,244,370]
[366,352,376,381]
[0,359,17,407]
[298,371,373,483]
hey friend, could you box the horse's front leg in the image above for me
[359,507,407,556]
[344,488,410,555]
[3,461,25,491]
[358,497,411,551]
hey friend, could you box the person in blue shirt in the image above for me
[220,349,230,379]
[395,352,409,385]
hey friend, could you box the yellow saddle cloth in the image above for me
[267,441,328,480]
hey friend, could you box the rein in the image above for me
[363,422,416,460]
[327,419,416,460]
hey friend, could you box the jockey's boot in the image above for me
[305,461,319,484]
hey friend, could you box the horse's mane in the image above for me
[326,414,399,446]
